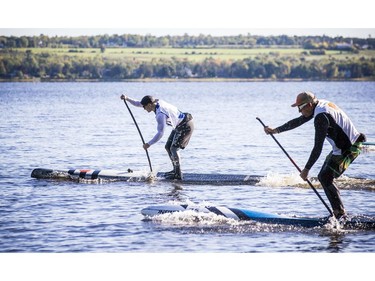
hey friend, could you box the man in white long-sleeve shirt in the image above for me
[121,94,194,180]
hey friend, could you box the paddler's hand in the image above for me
[264,126,278,135]
[120,94,128,100]
[143,143,150,150]
[300,168,309,181]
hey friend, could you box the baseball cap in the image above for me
[291,91,317,107]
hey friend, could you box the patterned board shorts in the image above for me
[167,113,194,149]
[326,142,363,178]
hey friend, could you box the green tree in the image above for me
[0,60,7,76]
[23,50,40,76]
[325,62,339,78]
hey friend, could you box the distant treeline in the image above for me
[1,34,375,80]
[1,49,374,80]
[0,33,374,49]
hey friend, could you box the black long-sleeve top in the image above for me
[276,113,329,170]
[276,99,362,171]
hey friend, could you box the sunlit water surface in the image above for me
[1,81,374,255]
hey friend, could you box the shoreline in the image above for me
[1,77,375,83]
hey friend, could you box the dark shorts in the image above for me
[166,113,194,149]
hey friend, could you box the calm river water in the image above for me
[0,81,374,278]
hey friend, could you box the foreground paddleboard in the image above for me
[31,168,261,185]
[141,204,375,229]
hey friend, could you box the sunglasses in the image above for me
[298,102,308,112]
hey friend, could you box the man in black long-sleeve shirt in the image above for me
[264,91,366,220]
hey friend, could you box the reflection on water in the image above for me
[325,232,347,253]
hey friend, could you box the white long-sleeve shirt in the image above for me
[127,97,185,146]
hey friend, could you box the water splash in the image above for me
[256,172,375,190]
[335,175,375,190]
[145,200,324,233]
[362,144,375,154]
[256,172,307,187]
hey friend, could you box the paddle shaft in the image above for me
[123,99,153,172]
[256,117,333,217]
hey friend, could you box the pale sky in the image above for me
[1,1,374,38]
[1,28,374,38]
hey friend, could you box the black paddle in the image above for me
[256,117,333,217]
[123,98,153,172]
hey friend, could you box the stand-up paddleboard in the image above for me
[141,204,375,229]
[31,168,261,185]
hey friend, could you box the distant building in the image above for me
[336,40,353,50]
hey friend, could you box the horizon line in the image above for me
[1,28,374,39]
